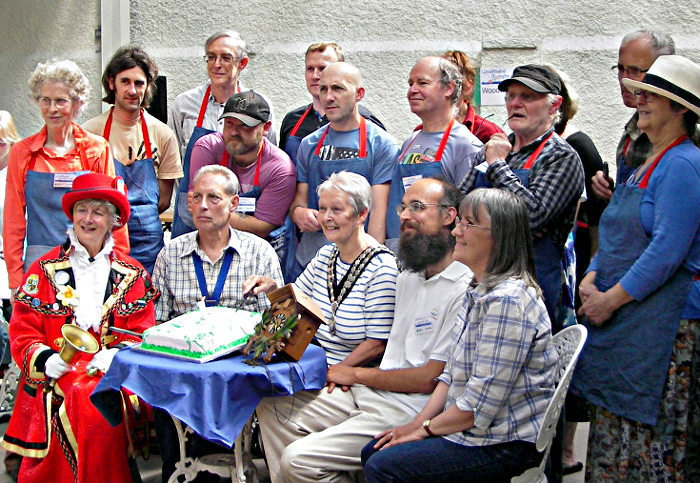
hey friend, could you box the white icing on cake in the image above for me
[141,307,260,360]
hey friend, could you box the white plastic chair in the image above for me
[511,324,588,483]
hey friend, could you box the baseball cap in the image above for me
[218,90,270,126]
[498,65,562,95]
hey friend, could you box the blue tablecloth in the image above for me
[90,344,327,447]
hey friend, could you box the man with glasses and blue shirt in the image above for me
[169,29,276,237]
[152,165,282,481]
[591,30,675,201]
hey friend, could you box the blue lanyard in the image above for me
[191,249,234,306]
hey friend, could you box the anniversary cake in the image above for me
[140,306,261,362]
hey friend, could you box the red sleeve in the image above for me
[9,266,64,380]
[3,141,30,288]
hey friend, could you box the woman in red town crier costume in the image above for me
[0,172,158,483]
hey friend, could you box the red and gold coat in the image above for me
[0,242,158,482]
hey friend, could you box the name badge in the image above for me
[237,197,256,213]
[402,174,422,191]
[53,173,79,188]
[414,316,434,335]
[475,161,489,174]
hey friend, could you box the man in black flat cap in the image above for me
[458,64,584,330]
[458,64,584,483]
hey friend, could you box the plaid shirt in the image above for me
[438,278,556,446]
[459,129,584,248]
[153,227,283,322]
[615,113,652,184]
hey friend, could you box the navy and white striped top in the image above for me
[294,243,398,365]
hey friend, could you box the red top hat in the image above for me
[62,173,131,228]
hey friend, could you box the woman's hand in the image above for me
[577,271,597,306]
[373,420,425,450]
[578,289,614,326]
[242,275,278,296]
[579,280,633,327]
[86,348,119,374]
[326,364,355,393]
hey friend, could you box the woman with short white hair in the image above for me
[3,59,129,295]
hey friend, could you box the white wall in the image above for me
[2,0,699,168]
[0,1,101,137]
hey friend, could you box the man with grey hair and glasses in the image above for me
[169,29,275,237]
[386,56,482,250]
[152,165,282,481]
[591,30,675,200]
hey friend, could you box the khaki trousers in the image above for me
[257,385,412,482]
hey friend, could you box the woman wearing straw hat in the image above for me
[572,55,700,480]
[0,172,158,483]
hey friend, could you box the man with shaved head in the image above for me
[278,42,385,163]
[289,62,398,278]
[259,177,472,482]
[386,56,482,249]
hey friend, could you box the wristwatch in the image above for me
[422,419,436,437]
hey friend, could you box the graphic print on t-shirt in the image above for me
[400,145,437,164]
[318,145,360,161]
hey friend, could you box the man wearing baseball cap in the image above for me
[183,91,296,260]
[458,64,584,330]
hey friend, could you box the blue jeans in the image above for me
[362,436,539,482]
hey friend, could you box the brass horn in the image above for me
[44,325,100,393]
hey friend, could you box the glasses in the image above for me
[611,64,649,78]
[632,90,659,102]
[455,216,491,231]
[396,201,448,216]
[204,54,238,65]
[38,97,72,108]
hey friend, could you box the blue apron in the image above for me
[105,109,163,273]
[171,85,216,238]
[474,132,562,327]
[283,104,314,165]
[616,135,635,186]
[219,149,287,264]
[386,121,455,242]
[24,148,90,270]
[295,118,370,271]
[281,106,314,282]
[571,136,693,425]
